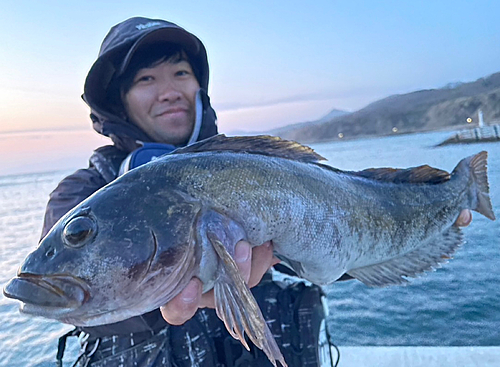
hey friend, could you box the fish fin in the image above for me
[351,165,451,184]
[208,234,288,367]
[347,226,464,287]
[336,273,355,281]
[173,134,325,162]
[453,151,495,220]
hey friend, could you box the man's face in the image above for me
[123,59,200,145]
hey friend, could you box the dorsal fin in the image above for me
[173,134,325,162]
[175,135,450,185]
[351,165,451,184]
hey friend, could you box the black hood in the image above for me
[83,17,217,152]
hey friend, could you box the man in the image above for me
[45,17,473,366]
[47,17,328,367]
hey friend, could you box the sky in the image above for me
[1,0,499,136]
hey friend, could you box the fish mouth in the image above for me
[3,273,90,317]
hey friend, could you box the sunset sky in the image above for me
[1,0,499,136]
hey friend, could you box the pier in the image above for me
[335,346,500,367]
[437,110,500,146]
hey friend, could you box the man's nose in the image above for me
[157,82,182,102]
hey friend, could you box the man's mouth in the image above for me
[156,107,189,117]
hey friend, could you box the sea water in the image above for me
[0,130,499,366]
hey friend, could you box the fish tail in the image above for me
[453,151,495,220]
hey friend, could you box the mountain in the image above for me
[315,108,351,123]
[274,72,500,143]
[267,109,350,136]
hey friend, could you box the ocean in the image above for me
[0,130,499,366]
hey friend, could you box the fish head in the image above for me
[4,175,201,326]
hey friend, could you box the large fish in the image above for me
[3,135,496,366]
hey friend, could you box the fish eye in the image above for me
[63,216,97,248]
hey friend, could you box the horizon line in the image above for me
[0,127,96,136]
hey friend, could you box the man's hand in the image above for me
[160,241,279,325]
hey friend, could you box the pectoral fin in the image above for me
[208,233,287,367]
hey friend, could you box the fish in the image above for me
[3,135,496,367]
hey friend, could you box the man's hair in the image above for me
[107,43,200,116]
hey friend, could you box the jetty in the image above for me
[437,110,500,146]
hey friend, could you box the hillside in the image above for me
[275,72,500,143]
[267,109,350,136]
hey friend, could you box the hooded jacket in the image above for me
[83,16,218,152]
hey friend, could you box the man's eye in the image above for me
[175,70,190,77]
[135,75,154,83]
